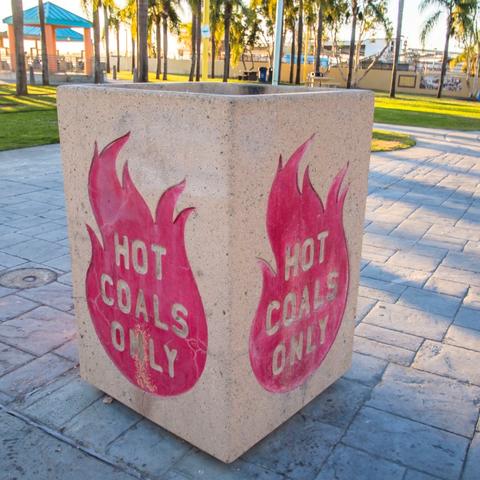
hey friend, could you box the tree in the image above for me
[11,0,28,95]
[315,0,325,76]
[346,0,358,88]
[104,4,111,73]
[38,0,49,85]
[210,0,223,78]
[389,0,404,97]
[109,6,122,72]
[223,0,233,81]
[137,0,149,81]
[295,0,304,84]
[420,0,476,98]
[451,2,479,97]
[81,0,104,83]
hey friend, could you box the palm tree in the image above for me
[104,4,110,73]
[223,0,233,81]
[420,0,476,98]
[210,0,223,78]
[389,0,404,97]
[188,0,199,81]
[314,0,324,76]
[137,0,149,81]
[109,6,122,73]
[151,2,163,78]
[81,0,103,83]
[346,0,358,88]
[195,1,201,81]
[38,0,49,85]
[295,0,304,84]
[11,0,28,95]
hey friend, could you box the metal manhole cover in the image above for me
[0,268,58,289]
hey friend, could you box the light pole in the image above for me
[272,0,284,86]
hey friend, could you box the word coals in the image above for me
[86,133,207,396]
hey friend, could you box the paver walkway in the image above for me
[0,126,479,480]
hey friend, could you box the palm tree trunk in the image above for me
[104,5,110,73]
[131,36,135,73]
[437,13,452,99]
[289,23,295,84]
[472,44,480,98]
[93,6,102,83]
[116,26,120,72]
[12,0,28,95]
[346,0,358,89]
[137,0,149,82]
[314,3,323,76]
[211,36,216,78]
[389,0,404,98]
[38,0,49,85]
[155,16,161,79]
[162,15,168,80]
[223,0,232,82]
[295,0,304,84]
[189,14,197,81]
[195,3,201,81]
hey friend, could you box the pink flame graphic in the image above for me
[86,133,207,396]
[249,136,349,393]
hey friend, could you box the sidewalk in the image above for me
[0,127,479,479]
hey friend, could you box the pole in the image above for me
[272,0,284,86]
[389,0,404,98]
[201,0,210,81]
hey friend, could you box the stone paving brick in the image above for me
[363,302,451,340]
[386,251,441,273]
[398,287,461,318]
[414,340,480,386]
[353,336,415,366]
[53,338,79,363]
[358,285,400,303]
[107,419,191,477]
[0,342,34,376]
[242,415,343,480]
[464,240,480,255]
[429,224,480,242]
[315,444,405,480]
[173,449,284,480]
[361,243,396,263]
[391,220,432,241]
[301,378,371,428]
[435,265,480,287]
[22,376,102,429]
[0,251,26,268]
[19,282,73,312]
[343,407,468,480]
[0,353,74,398]
[444,325,480,352]
[454,307,480,331]
[363,232,416,251]
[0,306,76,356]
[355,323,423,351]
[404,243,448,261]
[362,262,431,288]
[463,433,480,480]
[463,286,480,310]
[0,412,136,480]
[62,398,142,451]
[0,285,16,299]
[368,364,480,437]
[57,271,73,286]
[418,235,466,252]
[365,221,399,235]
[42,254,72,272]
[0,232,29,249]
[360,276,407,295]
[0,294,38,322]
[1,238,69,264]
[343,352,387,387]
[442,252,480,273]
[403,470,440,480]
[0,391,13,405]
[354,296,376,324]
[424,276,469,298]
[34,227,68,243]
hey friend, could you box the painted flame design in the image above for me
[249,136,349,393]
[85,133,207,396]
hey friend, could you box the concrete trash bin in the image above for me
[57,82,374,463]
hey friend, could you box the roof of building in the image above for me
[23,26,84,41]
[3,2,92,28]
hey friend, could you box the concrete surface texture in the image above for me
[56,83,374,461]
[0,124,478,479]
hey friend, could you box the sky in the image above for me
[0,0,458,52]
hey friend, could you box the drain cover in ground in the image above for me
[0,268,57,289]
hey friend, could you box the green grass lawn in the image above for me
[0,81,477,151]
[374,92,480,130]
